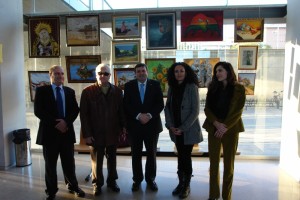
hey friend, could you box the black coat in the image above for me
[34,85,79,145]
[123,79,164,135]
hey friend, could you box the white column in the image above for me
[0,0,26,169]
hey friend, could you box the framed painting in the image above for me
[112,40,141,64]
[238,73,256,95]
[184,58,220,88]
[145,58,176,96]
[28,16,60,58]
[66,15,100,46]
[145,12,176,50]
[28,71,51,102]
[234,18,264,42]
[113,68,136,90]
[65,55,101,83]
[181,11,223,42]
[238,46,258,70]
[112,14,141,39]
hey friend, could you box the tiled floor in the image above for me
[0,152,299,200]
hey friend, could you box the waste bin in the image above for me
[12,129,32,167]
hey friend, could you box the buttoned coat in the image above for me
[123,79,164,135]
[34,85,79,145]
[165,83,203,145]
[80,83,125,146]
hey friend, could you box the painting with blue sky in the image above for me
[112,15,141,38]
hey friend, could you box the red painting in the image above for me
[181,11,223,42]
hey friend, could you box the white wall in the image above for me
[280,0,300,181]
[0,0,26,168]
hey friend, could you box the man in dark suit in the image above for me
[34,65,85,200]
[123,63,164,192]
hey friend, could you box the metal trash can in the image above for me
[12,129,32,167]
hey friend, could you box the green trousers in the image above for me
[208,131,239,200]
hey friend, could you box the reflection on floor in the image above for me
[0,152,299,200]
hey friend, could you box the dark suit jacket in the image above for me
[34,85,79,145]
[123,79,164,135]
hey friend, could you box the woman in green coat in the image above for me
[203,62,246,200]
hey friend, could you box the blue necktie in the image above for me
[140,83,145,103]
[56,87,64,118]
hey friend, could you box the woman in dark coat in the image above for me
[203,62,246,200]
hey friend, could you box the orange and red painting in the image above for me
[181,11,223,42]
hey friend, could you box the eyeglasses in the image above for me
[97,72,110,76]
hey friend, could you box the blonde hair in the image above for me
[34,22,52,35]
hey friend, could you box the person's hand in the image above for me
[213,121,227,133]
[139,113,151,124]
[85,136,95,146]
[173,128,183,136]
[170,127,183,135]
[55,119,68,133]
[170,127,177,134]
[214,128,227,139]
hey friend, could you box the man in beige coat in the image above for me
[80,64,126,195]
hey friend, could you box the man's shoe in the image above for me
[45,189,56,200]
[93,188,101,196]
[208,198,218,200]
[107,182,120,192]
[69,187,85,197]
[45,194,55,200]
[147,181,158,191]
[131,182,140,192]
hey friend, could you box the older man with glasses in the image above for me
[80,63,126,196]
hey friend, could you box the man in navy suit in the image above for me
[34,65,85,200]
[123,63,164,192]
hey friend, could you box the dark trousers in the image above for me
[175,135,194,176]
[130,131,159,183]
[90,145,118,190]
[208,131,239,200]
[43,137,78,195]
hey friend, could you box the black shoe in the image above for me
[172,184,183,195]
[147,181,158,191]
[45,194,55,200]
[107,182,120,192]
[93,188,101,196]
[45,189,56,200]
[69,187,85,197]
[131,182,140,192]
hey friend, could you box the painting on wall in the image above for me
[65,55,101,83]
[184,58,220,88]
[145,58,175,96]
[234,18,264,42]
[145,12,177,50]
[181,11,223,42]
[28,71,51,102]
[238,73,256,95]
[112,15,141,39]
[28,16,60,58]
[66,15,100,46]
[113,68,136,90]
[238,45,258,70]
[112,40,141,64]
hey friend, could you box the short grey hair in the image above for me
[96,63,110,74]
[49,65,63,74]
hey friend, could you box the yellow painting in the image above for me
[184,58,220,88]
[234,18,264,42]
